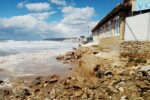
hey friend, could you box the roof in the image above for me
[92,1,132,33]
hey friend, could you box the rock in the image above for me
[56,55,64,60]
[44,97,50,100]
[0,89,11,96]
[82,93,89,99]
[95,70,104,78]
[63,79,71,85]
[137,66,150,72]
[93,51,99,54]
[46,75,58,83]
[34,89,40,93]
[66,51,74,56]
[74,91,83,97]
[16,89,31,99]
[93,64,100,72]
[120,95,128,100]
[0,80,4,84]
[96,70,113,78]
[31,77,42,85]
[50,89,56,98]
[72,85,82,90]
[118,87,124,92]
[48,79,58,84]
[104,71,113,76]
[137,66,150,81]
[68,67,73,70]
[107,86,119,95]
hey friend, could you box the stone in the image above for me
[0,80,4,84]
[137,66,150,73]
[120,95,128,100]
[118,87,124,92]
[48,79,58,84]
[34,89,40,93]
[1,89,11,96]
[82,93,88,99]
[93,64,100,72]
[72,85,82,90]
[44,83,47,87]
[107,86,119,95]
[16,89,31,99]
[104,71,113,76]
[31,77,42,85]
[44,97,50,100]
[95,70,104,78]
[74,91,83,97]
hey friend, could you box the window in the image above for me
[115,16,120,34]
[108,21,112,34]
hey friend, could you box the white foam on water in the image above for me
[0,40,78,77]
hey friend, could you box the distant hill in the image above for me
[43,37,78,41]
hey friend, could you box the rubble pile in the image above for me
[1,65,150,100]
[56,47,93,63]
[120,41,150,59]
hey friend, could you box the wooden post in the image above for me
[120,14,125,41]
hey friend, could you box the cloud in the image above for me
[49,0,67,6]
[19,2,51,12]
[52,6,97,37]
[0,12,58,40]
[29,11,56,20]
[0,6,97,40]
[25,2,51,12]
[17,2,25,8]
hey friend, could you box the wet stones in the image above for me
[120,95,128,100]
[137,66,150,81]
[46,75,59,84]
[15,89,31,99]
[34,88,40,93]
[95,70,104,78]
[0,80,4,84]
[0,89,12,97]
[95,70,113,78]
[31,77,42,86]
[107,86,119,95]
[104,71,113,76]
[93,64,100,72]
[56,47,93,64]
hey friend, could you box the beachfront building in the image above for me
[92,0,150,42]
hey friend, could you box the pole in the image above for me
[88,25,90,36]
[147,13,150,41]
[125,20,138,41]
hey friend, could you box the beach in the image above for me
[0,40,78,88]
[0,40,150,100]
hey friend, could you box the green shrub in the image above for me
[128,58,135,62]
[135,58,147,64]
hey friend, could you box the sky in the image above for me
[0,0,122,40]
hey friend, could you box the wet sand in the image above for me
[0,51,73,77]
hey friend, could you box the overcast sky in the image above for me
[0,0,121,40]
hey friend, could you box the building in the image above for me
[92,0,150,42]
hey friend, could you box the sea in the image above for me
[0,40,78,57]
[0,40,78,79]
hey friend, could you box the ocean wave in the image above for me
[0,40,78,57]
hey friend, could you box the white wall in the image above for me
[93,35,99,42]
[125,12,150,41]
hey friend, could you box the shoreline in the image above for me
[0,45,150,99]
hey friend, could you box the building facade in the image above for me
[92,0,150,42]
